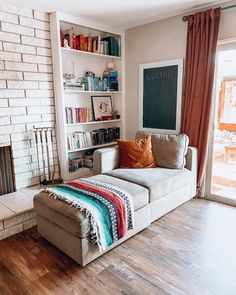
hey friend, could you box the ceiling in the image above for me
[3,0,231,29]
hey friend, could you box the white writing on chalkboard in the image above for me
[145,69,177,81]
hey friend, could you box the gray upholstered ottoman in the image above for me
[34,174,150,266]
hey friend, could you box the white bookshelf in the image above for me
[68,142,117,153]
[50,12,125,180]
[61,47,121,60]
[64,89,122,94]
[66,119,121,126]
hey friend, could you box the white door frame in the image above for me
[205,38,236,206]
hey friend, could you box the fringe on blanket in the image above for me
[43,189,103,252]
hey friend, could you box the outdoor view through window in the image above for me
[211,48,236,200]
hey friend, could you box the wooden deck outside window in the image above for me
[218,79,236,131]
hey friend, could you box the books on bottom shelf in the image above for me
[67,127,120,151]
[65,107,93,124]
[83,154,94,169]
[69,153,94,172]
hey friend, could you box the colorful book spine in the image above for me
[67,127,120,150]
[60,28,121,57]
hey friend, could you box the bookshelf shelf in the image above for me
[68,142,117,153]
[64,89,122,94]
[69,167,93,177]
[61,47,121,60]
[50,12,124,180]
[67,119,121,126]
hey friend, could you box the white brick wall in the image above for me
[0,90,25,98]
[0,11,18,24]
[0,81,6,88]
[39,81,53,89]
[1,22,34,37]
[36,47,51,56]
[22,54,52,64]
[3,42,36,54]
[0,71,23,80]
[0,134,10,144]
[0,3,33,18]
[23,72,52,81]
[5,61,38,72]
[7,81,39,89]
[26,89,53,98]
[0,51,21,61]
[0,31,20,42]
[0,3,59,190]
[0,99,8,107]
[38,64,52,73]
[21,35,51,48]
[35,29,50,40]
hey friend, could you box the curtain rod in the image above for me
[182,4,236,22]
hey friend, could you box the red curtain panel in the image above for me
[181,8,221,194]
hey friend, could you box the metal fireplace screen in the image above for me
[0,146,15,196]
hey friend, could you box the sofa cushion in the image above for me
[117,136,156,168]
[34,175,149,239]
[136,132,189,169]
[106,168,194,202]
[89,174,149,211]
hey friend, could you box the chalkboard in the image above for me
[139,59,183,134]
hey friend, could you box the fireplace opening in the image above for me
[0,146,15,196]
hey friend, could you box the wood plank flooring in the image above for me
[0,199,236,295]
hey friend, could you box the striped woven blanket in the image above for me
[43,178,134,252]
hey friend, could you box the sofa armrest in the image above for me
[185,146,197,176]
[93,146,119,174]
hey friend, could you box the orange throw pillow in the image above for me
[117,136,156,168]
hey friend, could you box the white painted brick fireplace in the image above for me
[0,3,59,190]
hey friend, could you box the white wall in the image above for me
[125,8,236,139]
[0,3,59,189]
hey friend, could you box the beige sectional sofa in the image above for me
[34,132,197,266]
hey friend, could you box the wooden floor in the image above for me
[0,199,236,295]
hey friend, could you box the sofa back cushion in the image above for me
[117,136,156,168]
[136,132,189,169]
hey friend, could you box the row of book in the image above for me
[65,107,93,124]
[83,76,108,92]
[64,76,119,92]
[61,30,121,57]
[67,127,120,150]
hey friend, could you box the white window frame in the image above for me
[205,38,236,206]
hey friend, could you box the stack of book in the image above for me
[107,71,119,92]
[68,154,94,172]
[82,76,109,91]
[68,157,83,172]
[83,154,94,169]
[61,30,121,57]
[65,107,93,124]
[67,127,120,150]
[64,82,83,90]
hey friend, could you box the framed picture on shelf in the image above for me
[91,95,113,121]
